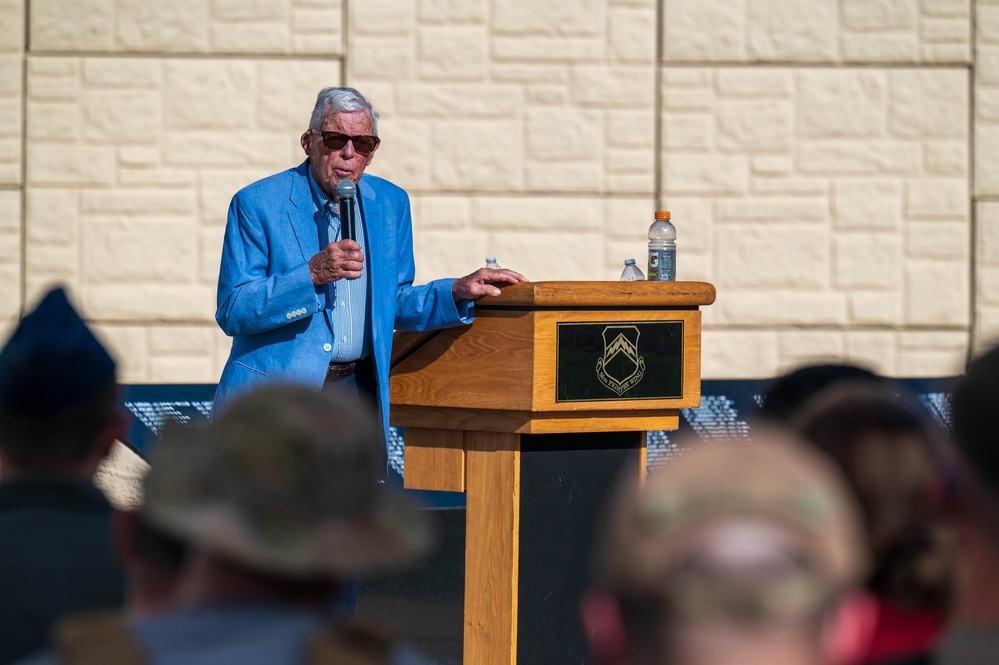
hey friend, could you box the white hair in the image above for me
[309,87,379,136]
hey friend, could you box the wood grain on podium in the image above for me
[464,431,521,665]
[393,405,680,435]
[403,427,464,492]
[481,280,716,308]
[391,281,713,419]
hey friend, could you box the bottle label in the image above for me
[661,249,675,281]
[648,249,675,281]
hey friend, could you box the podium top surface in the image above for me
[474,280,716,309]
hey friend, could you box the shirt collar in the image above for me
[0,475,113,514]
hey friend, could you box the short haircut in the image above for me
[794,384,954,610]
[309,87,379,136]
[0,383,120,468]
[757,363,885,424]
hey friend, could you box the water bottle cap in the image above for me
[624,258,636,265]
[655,210,671,219]
[486,257,496,263]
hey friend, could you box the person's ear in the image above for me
[581,591,629,665]
[301,131,314,156]
[822,591,877,665]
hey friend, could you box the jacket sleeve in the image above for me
[215,191,321,337]
[391,193,474,332]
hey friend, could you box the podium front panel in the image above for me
[516,431,641,665]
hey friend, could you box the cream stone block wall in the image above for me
[664,0,971,63]
[1,0,992,387]
[0,191,20,323]
[0,1,22,333]
[975,1,999,352]
[30,0,343,55]
[22,53,341,381]
[662,67,971,341]
[0,54,21,188]
[354,0,657,199]
[657,0,976,377]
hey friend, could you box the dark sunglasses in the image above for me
[309,129,380,155]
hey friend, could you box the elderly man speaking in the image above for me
[213,86,525,465]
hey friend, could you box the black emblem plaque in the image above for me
[556,321,684,402]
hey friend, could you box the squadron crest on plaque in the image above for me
[596,325,646,396]
[556,320,683,402]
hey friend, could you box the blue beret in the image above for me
[0,287,117,415]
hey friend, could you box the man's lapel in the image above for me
[288,161,334,329]
[359,177,385,311]
[287,161,318,263]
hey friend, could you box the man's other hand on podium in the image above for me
[452,268,527,301]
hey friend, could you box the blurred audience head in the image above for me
[140,383,434,607]
[115,510,188,617]
[793,384,954,612]
[951,345,999,526]
[758,363,886,425]
[938,343,999,665]
[0,286,124,477]
[584,429,872,665]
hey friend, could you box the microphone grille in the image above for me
[335,180,356,199]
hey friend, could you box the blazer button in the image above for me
[323,343,332,352]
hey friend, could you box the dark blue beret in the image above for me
[0,287,117,415]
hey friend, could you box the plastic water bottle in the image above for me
[620,258,645,281]
[485,256,501,269]
[647,210,676,281]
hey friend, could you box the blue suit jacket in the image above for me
[213,161,472,442]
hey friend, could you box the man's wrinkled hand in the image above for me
[452,268,528,302]
[309,240,364,286]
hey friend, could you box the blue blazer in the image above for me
[213,161,472,441]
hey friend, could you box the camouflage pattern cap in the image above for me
[597,428,867,616]
[142,384,433,578]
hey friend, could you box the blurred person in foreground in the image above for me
[213,86,525,465]
[25,384,438,665]
[936,344,999,664]
[114,511,188,619]
[0,286,127,664]
[794,385,955,665]
[582,431,874,665]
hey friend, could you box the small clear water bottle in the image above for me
[647,210,676,281]
[485,256,501,269]
[620,258,646,281]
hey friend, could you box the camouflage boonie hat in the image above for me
[597,428,867,617]
[142,384,433,578]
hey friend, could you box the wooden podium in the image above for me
[390,281,715,665]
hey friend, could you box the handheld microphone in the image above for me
[335,180,356,242]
